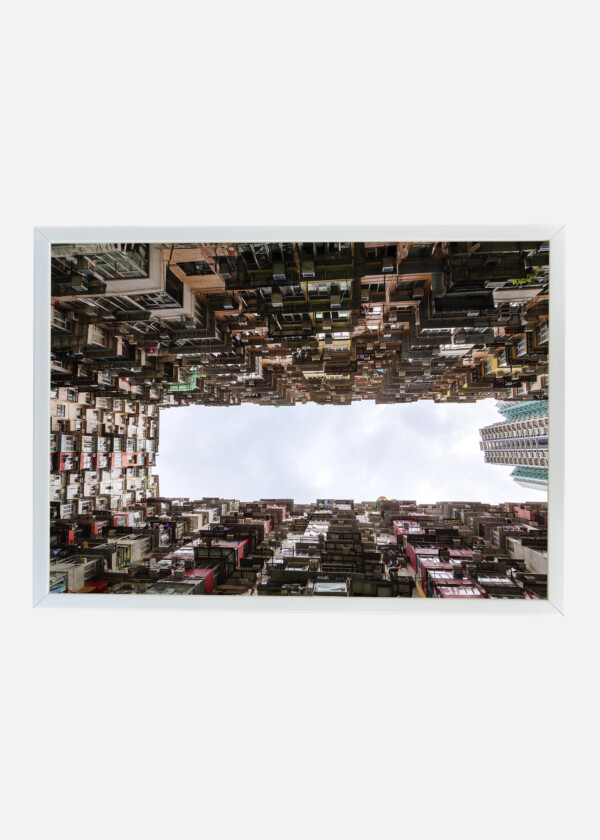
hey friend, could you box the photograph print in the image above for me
[46,239,550,601]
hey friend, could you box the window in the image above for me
[307,282,329,299]
[61,436,76,453]
[67,389,77,402]
[283,285,305,300]
[168,269,185,305]
[178,260,212,276]
[56,404,66,417]
[536,321,549,344]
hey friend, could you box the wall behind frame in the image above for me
[2,9,597,837]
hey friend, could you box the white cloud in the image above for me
[156,399,547,504]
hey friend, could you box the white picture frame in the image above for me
[34,225,565,614]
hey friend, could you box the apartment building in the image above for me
[479,400,549,491]
[48,487,548,597]
[50,240,549,410]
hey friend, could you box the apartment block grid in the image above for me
[47,241,549,598]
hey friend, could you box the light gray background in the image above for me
[3,4,596,840]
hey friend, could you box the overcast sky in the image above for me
[155,398,547,505]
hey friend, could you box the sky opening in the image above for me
[155,399,547,505]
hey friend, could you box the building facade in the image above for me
[479,400,549,491]
[48,495,549,598]
[50,240,549,410]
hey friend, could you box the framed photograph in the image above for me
[33,226,565,613]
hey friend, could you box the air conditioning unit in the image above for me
[76,256,94,276]
[302,259,315,278]
[272,262,286,281]
[70,276,89,293]
[382,257,395,273]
